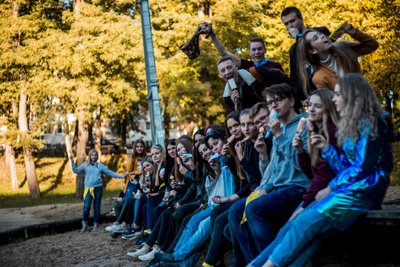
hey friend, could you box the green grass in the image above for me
[0,154,126,208]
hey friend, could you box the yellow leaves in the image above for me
[1,0,398,133]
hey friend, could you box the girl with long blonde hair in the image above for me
[69,149,125,233]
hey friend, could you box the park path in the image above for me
[0,199,114,233]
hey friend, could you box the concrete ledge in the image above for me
[2,206,400,266]
[317,207,400,266]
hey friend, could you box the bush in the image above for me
[391,142,400,185]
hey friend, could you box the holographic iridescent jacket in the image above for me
[315,116,393,232]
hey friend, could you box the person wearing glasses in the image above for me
[249,74,393,267]
[228,83,310,265]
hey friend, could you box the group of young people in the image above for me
[68,6,393,267]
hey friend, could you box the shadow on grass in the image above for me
[42,158,68,196]
[0,193,79,209]
[18,175,27,188]
[34,158,56,168]
[0,189,120,209]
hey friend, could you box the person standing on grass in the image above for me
[69,149,125,233]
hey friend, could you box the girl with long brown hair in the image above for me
[291,89,339,217]
[297,23,378,96]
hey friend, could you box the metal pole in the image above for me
[139,0,165,146]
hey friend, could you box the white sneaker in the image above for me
[105,222,118,232]
[133,229,143,236]
[109,224,124,233]
[138,246,160,261]
[127,245,150,257]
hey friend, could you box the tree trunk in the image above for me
[87,124,93,148]
[163,100,171,139]
[13,0,40,198]
[19,92,41,199]
[72,0,88,199]
[94,106,102,160]
[7,101,19,190]
[75,118,88,198]
[121,117,127,148]
[6,144,18,190]
[198,1,212,19]
[73,0,82,18]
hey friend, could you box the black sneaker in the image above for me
[122,227,142,238]
[110,232,122,239]
[135,233,149,246]
[145,259,160,267]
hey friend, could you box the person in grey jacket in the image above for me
[228,83,310,264]
[70,149,125,233]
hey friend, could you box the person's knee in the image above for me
[229,201,244,222]
[215,214,224,227]
[244,201,259,220]
[83,205,90,213]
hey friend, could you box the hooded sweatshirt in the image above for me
[258,113,310,191]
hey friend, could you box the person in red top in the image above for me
[292,89,339,217]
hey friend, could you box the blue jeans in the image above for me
[231,185,305,262]
[144,194,163,230]
[250,203,335,267]
[173,208,211,256]
[83,186,103,224]
[133,196,145,227]
[229,198,257,264]
[114,200,125,219]
[173,216,211,260]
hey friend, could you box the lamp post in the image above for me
[139,0,165,146]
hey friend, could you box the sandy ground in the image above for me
[0,225,143,266]
[0,203,84,232]
[0,198,146,267]
[0,187,399,267]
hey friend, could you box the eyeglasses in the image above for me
[254,114,269,127]
[266,97,286,107]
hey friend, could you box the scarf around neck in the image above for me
[253,57,269,68]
